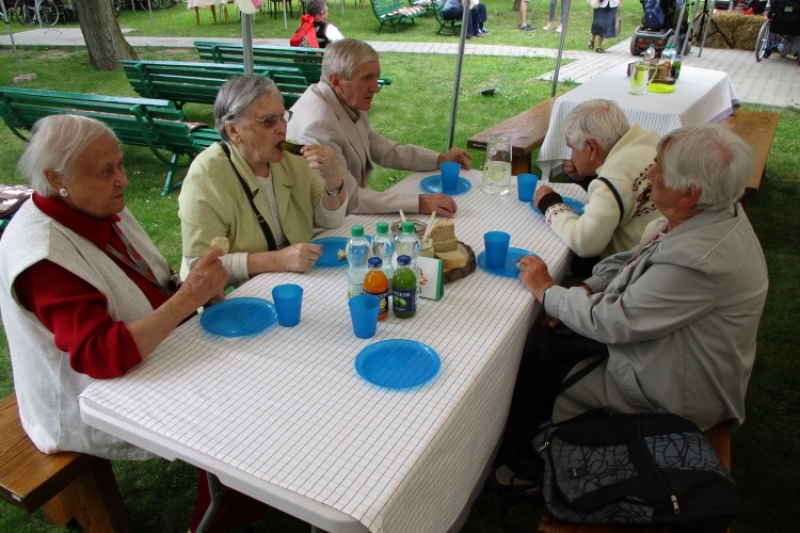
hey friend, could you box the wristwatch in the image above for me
[325,180,344,197]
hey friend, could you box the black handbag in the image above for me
[531,412,742,533]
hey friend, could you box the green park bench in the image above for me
[432,0,460,36]
[118,60,310,109]
[194,41,392,87]
[0,86,222,196]
[369,0,426,33]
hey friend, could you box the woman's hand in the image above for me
[179,249,228,308]
[301,144,343,189]
[534,185,555,209]
[279,243,323,272]
[563,160,580,180]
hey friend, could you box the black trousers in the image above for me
[495,322,608,468]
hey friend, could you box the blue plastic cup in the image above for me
[440,162,460,192]
[517,173,539,202]
[272,284,303,327]
[484,231,511,269]
[348,294,380,339]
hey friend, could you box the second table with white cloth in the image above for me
[537,64,740,179]
[80,171,588,533]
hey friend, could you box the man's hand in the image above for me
[179,249,228,309]
[518,254,555,302]
[419,193,457,218]
[438,148,473,170]
[534,185,555,210]
[280,243,323,272]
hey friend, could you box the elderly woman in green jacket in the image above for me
[179,75,348,286]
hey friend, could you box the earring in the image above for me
[59,188,69,197]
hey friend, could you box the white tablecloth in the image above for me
[537,64,739,178]
[80,172,586,533]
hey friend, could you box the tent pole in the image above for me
[551,0,571,97]
[446,7,472,150]
[242,13,254,75]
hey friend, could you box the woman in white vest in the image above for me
[0,114,228,460]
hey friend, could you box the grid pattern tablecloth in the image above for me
[537,65,739,178]
[80,171,587,533]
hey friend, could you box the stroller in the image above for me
[631,0,693,55]
[755,0,800,63]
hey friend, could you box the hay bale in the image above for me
[734,15,767,50]
[701,13,768,50]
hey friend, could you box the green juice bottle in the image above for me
[392,255,417,319]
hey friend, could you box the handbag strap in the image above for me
[220,142,279,251]
[597,177,624,225]
[556,353,609,395]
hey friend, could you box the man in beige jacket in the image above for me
[288,39,472,217]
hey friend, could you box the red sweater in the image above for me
[14,194,171,379]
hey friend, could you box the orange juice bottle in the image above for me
[364,257,389,322]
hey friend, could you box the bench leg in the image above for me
[511,156,532,177]
[223,5,229,24]
[162,152,184,196]
[41,457,131,533]
[194,7,200,25]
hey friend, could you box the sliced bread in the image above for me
[435,243,468,270]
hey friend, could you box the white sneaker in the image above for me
[556,24,563,33]
[542,22,553,30]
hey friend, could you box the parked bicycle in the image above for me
[13,0,58,26]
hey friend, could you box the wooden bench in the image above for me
[0,393,132,533]
[717,109,779,208]
[118,60,310,109]
[467,95,562,176]
[0,86,222,195]
[433,0,460,35]
[368,0,426,33]
[537,422,732,533]
[194,42,393,88]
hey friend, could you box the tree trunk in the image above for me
[74,0,137,71]
[513,0,520,11]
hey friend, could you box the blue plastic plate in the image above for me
[310,236,371,267]
[420,175,472,196]
[477,247,534,278]
[355,339,441,390]
[200,297,277,337]
[532,196,585,216]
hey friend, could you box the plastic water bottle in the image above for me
[371,222,395,292]
[395,221,421,295]
[346,225,370,299]
[661,45,676,72]
[643,44,656,62]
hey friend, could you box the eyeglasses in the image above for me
[244,110,293,129]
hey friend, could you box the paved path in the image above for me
[1,28,798,107]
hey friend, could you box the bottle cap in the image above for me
[368,257,382,268]
[376,222,389,234]
[397,255,411,266]
[351,225,364,237]
[401,221,415,233]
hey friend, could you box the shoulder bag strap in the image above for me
[597,177,624,225]
[220,142,278,251]
[556,353,609,395]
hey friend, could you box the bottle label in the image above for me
[392,288,416,315]
[348,283,365,299]
[367,289,389,319]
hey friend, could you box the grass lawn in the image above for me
[1,13,799,533]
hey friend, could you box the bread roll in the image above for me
[209,237,230,254]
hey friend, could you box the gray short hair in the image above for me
[321,39,379,81]
[214,75,282,142]
[16,115,116,197]
[307,0,327,16]
[657,124,754,211]
[564,99,630,153]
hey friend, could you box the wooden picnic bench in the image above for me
[0,393,132,533]
[433,0,460,35]
[0,86,222,196]
[368,0,426,33]
[118,60,310,109]
[537,422,733,533]
[194,42,393,88]
[717,109,779,207]
[467,95,562,176]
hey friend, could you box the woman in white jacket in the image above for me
[589,0,620,53]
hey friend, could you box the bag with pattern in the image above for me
[533,412,742,533]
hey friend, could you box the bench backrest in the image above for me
[195,42,324,83]
[371,0,408,17]
[0,86,203,158]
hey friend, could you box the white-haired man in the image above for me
[287,38,472,217]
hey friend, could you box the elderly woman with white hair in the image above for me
[534,99,663,276]
[491,124,769,491]
[179,74,348,287]
[0,114,228,459]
